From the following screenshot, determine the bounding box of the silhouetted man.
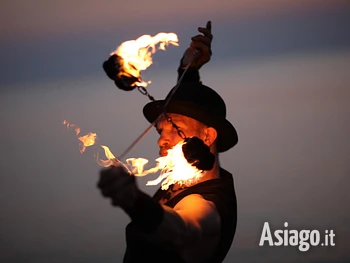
[98,21,238,263]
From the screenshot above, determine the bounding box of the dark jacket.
[123,168,237,263]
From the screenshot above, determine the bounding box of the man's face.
[156,113,206,157]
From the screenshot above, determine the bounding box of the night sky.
[1,1,350,262]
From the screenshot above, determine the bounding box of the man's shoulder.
[172,194,221,235]
[174,193,216,210]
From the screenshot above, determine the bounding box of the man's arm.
[147,194,221,248]
[97,166,220,247]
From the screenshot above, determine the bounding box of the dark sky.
[1,1,350,262]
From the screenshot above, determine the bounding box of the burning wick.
[63,120,204,190]
[104,32,179,90]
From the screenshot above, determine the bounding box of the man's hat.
[143,82,238,152]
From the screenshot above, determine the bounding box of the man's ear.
[204,127,218,147]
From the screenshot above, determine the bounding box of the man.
[98,21,238,263]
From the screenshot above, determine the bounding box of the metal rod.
[116,50,198,161]
[163,49,198,109]
[117,118,159,161]
[111,158,132,173]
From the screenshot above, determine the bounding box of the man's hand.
[181,21,213,69]
[97,165,138,209]
[98,165,165,233]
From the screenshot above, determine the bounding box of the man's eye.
[172,126,183,134]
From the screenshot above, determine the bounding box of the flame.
[63,120,203,190]
[111,32,179,87]
[126,158,149,174]
[78,133,97,153]
[63,120,127,170]
[63,120,80,135]
[97,145,117,167]
[63,120,97,153]
[128,141,204,190]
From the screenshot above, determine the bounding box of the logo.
[259,222,335,252]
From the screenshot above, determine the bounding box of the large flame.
[111,32,179,87]
[63,120,203,190]
[130,141,204,190]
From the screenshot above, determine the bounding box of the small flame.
[111,32,179,87]
[126,158,149,174]
[63,120,97,153]
[63,120,116,165]
[63,120,203,190]
[97,145,117,167]
[63,120,128,170]
[78,133,97,153]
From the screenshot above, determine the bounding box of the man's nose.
[157,131,170,147]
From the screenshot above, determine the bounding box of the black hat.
[143,82,238,152]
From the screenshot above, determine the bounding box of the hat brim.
[143,100,238,152]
